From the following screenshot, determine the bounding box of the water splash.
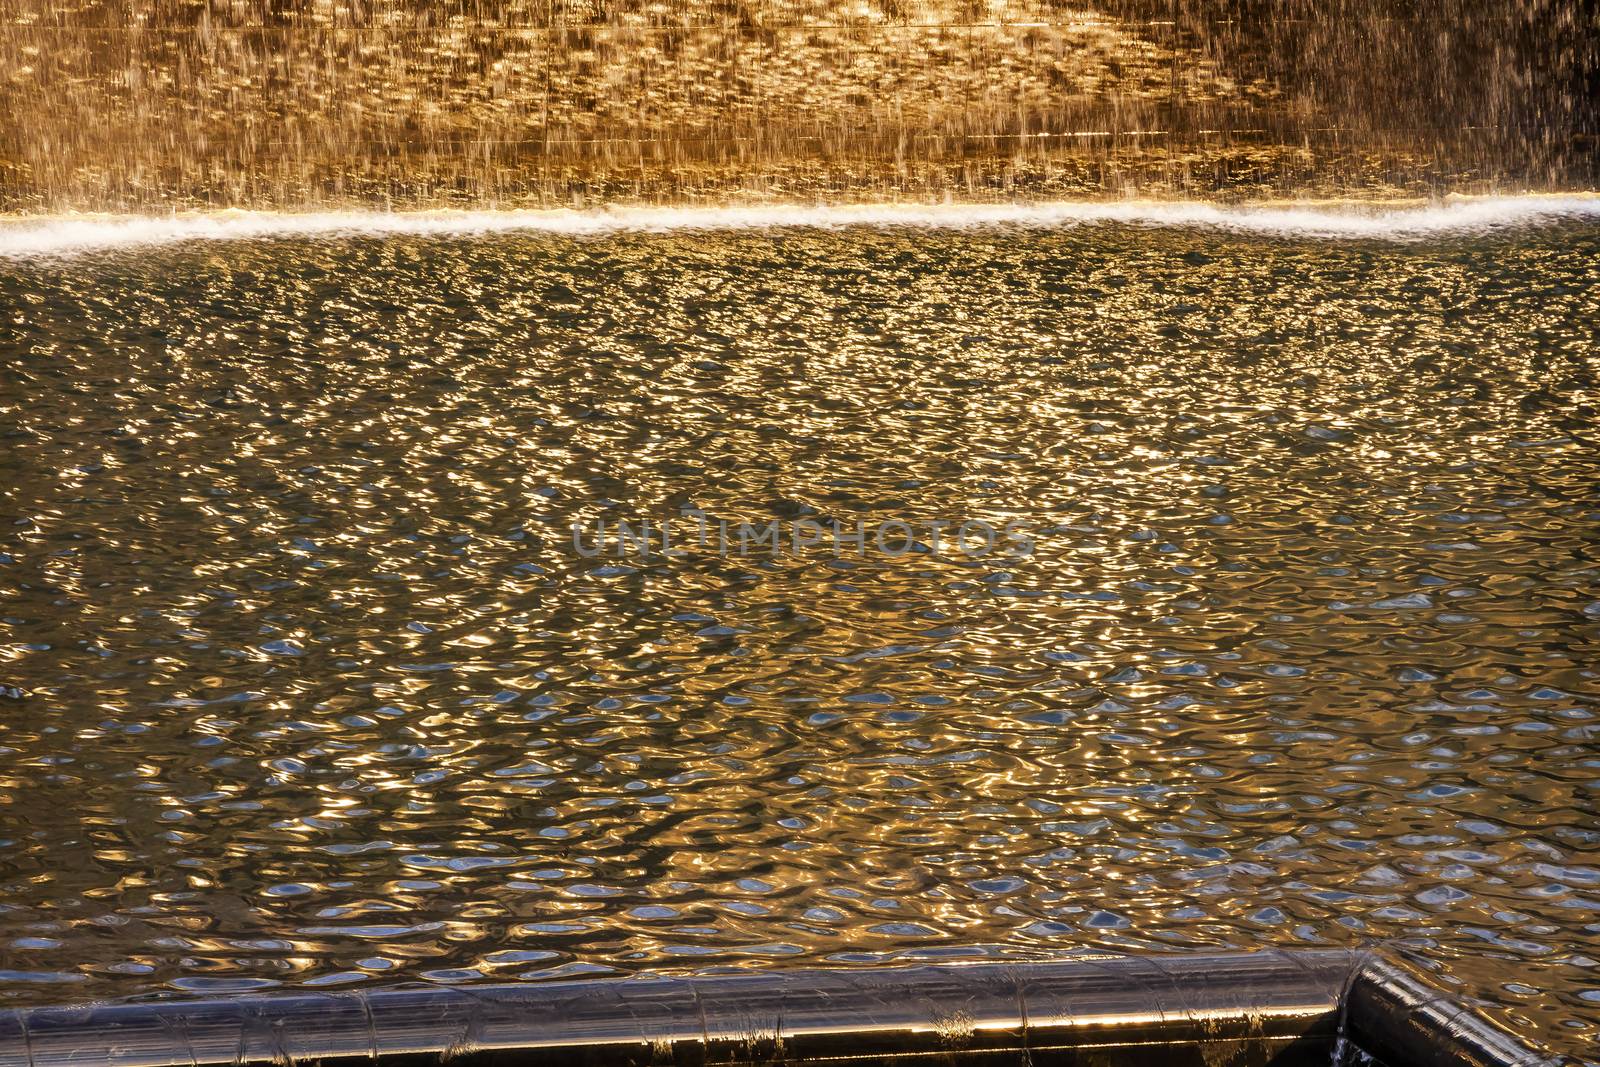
[3,194,1599,257]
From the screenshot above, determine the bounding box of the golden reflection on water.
[0,222,1598,1057]
[1,0,1594,208]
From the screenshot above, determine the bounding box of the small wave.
[2,195,1597,258]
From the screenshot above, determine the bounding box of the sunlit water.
[4,0,1596,209]
[1,205,1597,1059]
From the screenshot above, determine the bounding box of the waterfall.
[1,0,1595,211]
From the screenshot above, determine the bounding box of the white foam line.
[2,196,1598,258]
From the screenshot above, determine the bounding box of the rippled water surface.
[1,218,1597,1056]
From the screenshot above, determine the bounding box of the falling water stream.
[2,0,1597,209]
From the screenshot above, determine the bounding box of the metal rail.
[0,948,1560,1067]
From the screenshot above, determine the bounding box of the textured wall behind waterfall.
[0,0,1596,210]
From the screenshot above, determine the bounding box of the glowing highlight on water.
[3,196,1598,258]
